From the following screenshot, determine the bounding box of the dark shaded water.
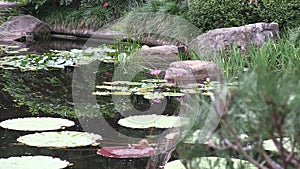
[0,68,154,169]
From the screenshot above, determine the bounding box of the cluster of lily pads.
[0,44,127,71]
[93,70,216,104]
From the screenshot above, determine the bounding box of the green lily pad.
[142,79,167,83]
[0,117,75,131]
[162,92,185,97]
[18,48,29,52]
[263,137,294,152]
[118,114,189,129]
[95,85,127,91]
[17,131,103,148]
[103,81,142,86]
[111,91,132,96]
[0,156,71,169]
[5,51,19,54]
[143,92,165,100]
[164,157,256,169]
[92,91,112,96]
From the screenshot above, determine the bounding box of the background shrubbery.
[188,0,300,32]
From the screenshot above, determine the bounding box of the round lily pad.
[0,156,71,169]
[103,81,142,86]
[95,85,127,91]
[97,145,155,158]
[0,117,75,131]
[17,131,102,148]
[164,157,256,169]
[263,137,293,152]
[92,91,112,96]
[118,114,189,129]
[142,79,167,83]
[162,92,185,97]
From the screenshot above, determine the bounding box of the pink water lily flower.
[150,70,161,76]
[152,99,161,104]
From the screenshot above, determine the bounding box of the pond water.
[0,39,181,169]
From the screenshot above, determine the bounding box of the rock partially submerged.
[0,15,51,42]
[190,22,279,58]
[164,60,222,84]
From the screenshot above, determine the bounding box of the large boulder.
[189,22,279,58]
[164,60,222,84]
[0,15,51,42]
[129,45,179,71]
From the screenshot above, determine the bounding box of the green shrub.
[289,27,300,47]
[188,0,300,32]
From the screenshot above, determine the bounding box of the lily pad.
[118,114,189,129]
[17,131,103,148]
[92,91,112,96]
[162,92,185,97]
[142,79,167,83]
[103,81,142,86]
[0,117,75,131]
[143,92,165,100]
[263,137,294,152]
[164,157,256,169]
[0,156,71,169]
[97,145,155,158]
[95,85,127,91]
[111,91,132,96]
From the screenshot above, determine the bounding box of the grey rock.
[189,22,279,58]
[0,15,51,42]
[129,45,179,71]
[164,60,222,84]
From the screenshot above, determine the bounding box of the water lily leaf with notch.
[0,156,71,169]
[97,145,155,158]
[118,114,189,129]
[164,157,256,169]
[0,117,75,131]
[17,131,103,148]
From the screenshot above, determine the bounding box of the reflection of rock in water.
[27,38,87,54]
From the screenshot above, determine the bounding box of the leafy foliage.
[181,37,300,168]
[188,0,300,32]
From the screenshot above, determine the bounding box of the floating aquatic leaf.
[143,92,165,100]
[162,92,185,97]
[95,85,127,91]
[202,91,213,97]
[0,156,71,169]
[17,131,102,148]
[6,51,19,54]
[263,137,294,152]
[92,91,112,96]
[97,145,155,158]
[142,79,167,83]
[103,81,142,86]
[118,114,189,129]
[111,91,132,96]
[164,157,256,169]
[0,117,75,131]
[18,48,29,52]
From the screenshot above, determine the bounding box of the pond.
[0,39,188,169]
